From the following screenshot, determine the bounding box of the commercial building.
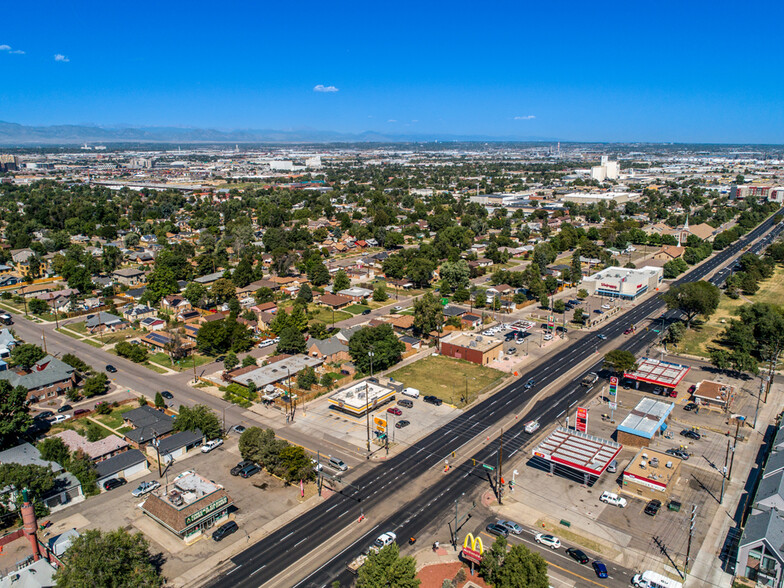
[531,427,623,485]
[439,332,504,366]
[691,380,735,410]
[327,380,396,417]
[623,358,690,391]
[560,191,635,205]
[616,398,674,447]
[141,470,233,543]
[590,156,620,182]
[621,447,682,501]
[582,266,663,300]
[230,354,323,390]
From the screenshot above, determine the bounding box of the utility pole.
[41,330,47,354]
[686,505,697,572]
[452,493,465,550]
[366,350,374,456]
[728,417,741,481]
[152,430,162,477]
[754,375,763,429]
[653,536,685,580]
[497,428,504,505]
[721,438,730,504]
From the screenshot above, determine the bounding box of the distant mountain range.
[0,121,560,145]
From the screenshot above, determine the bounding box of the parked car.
[600,491,627,507]
[601,304,611,310]
[212,521,238,541]
[683,402,698,412]
[402,387,420,398]
[496,520,523,534]
[680,429,701,440]
[688,384,697,395]
[103,477,126,491]
[395,420,410,429]
[361,309,371,315]
[201,439,224,453]
[57,404,73,413]
[652,387,664,396]
[51,414,71,424]
[161,391,173,399]
[397,399,413,409]
[665,448,690,460]
[423,395,442,406]
[535,533,560,549]
[239,464,261,478]
[73,408,89,417]
[567,547,590,564]
[594,309,604,314]
[231,460,255,476]
[668,389,678,398]
[644,499,662,516]
[624,328,633,335]
[35,411,54,420]
[393,306,403,311]
[232,425,246,434]
[105,365,117,373]
[507,347,516,354]
[592,561,608,578]
[485,523,509,537]
[387,407,402,416]
[131,480,160,497]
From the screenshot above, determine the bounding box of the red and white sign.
[576,407,588,433]
[600,282,618,289]
[462,547,482,564]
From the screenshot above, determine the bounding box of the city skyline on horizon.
[2,1,783,144]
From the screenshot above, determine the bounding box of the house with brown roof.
[653,245,686,261]
[687,223,716,242]
[318,293,352,309]
[161,295,191,313]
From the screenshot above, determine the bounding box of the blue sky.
[2,0,783,142]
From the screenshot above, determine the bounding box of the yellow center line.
[479,532,611,588]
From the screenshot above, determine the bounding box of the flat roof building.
[692,380,735,409]
[230,355,323,390]
[439,332,504,366]
[624,358,690,390]
[616,397,674,446]
[531,427,622,485]
[582,266,663,300]
[622,447,682,501]
[328,380,396,417]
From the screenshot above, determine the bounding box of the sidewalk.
[685,381,783,587]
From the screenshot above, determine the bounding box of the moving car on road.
[372,532,397,550]
[105,365,117,373]
[566,547,590,564]
[496,520,523,534]
[534,533,560,549]
[596,334,607,340]
[485,523,508,537]
[592,561,608,578]
[161,391,173,399]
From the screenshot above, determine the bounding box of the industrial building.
[581,266,663,300]
[590,156,620,182]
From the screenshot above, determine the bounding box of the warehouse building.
[582,266,663,300]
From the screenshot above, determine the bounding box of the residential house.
[194,271,224,285]
[307,337,350,363]
[10,248,36,276]
[122,304,156,322]
[337,287,373,302]
[122,405,175,448]
[0,355,76,403]
[736,508,784,588]
[85,312,125,333]
[461,314,483,329]
[0,328,17,359]
[653,245,686,261]
[318,293,352,309]
[140,317,166,331]
[161,295,191,313]
[178,309,201,323]
[155,430,203,464]
[182,324,200,342]
[53,430,129,463]
[112,268,146,287]
[335,325,363,344]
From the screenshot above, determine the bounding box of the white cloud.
[9,50,24,54]
[387,119,397,123]
[54,54,70,62]
[0,45,10,51]
[313,84,338,93]
[513,115,536,120]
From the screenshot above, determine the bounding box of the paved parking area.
[44,433,316,581]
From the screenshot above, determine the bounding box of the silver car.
[497,519,523,534]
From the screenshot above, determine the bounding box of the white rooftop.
[329,380,395,409]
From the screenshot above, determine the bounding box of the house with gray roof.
[95,449,148,488]
[737,508,784,587]
[112,268,146,287]
[764,450,784,480]
[85,311,126,333]
[307,336,349,362]
[122,405,174,448]
[157,430,203,463]
[754,470,784,514]
[0,356,75,404]
[194,271,224,285]
[0,329,17,359]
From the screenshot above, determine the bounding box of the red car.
[387,407,402,416]
[624,328,633,335]
[688,384,697,395]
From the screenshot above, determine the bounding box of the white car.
[393,306,403,311]
[372,532,397,550]
[131,480,160,497]
[535,533,561,549]
[402,387,420,399]
[601,304,611,309]
[201,439,224,453]
[51,414,71,424]
[543,334,553,341]
[600,491,628,508]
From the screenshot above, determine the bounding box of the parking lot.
[491,354,759,572]
[43,432,317,580]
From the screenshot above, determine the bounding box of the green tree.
[494,543,549,588]
[603,349,639,373]
[28,298,49,315]
[406,257,434,288]
[11,343,46,370]
[0,380,32,448]
[232,256,254,288]
[224,351,239,371]
[373,284,388,302]
[115,341,148,363]
[412,292,443,336]
[553,300,566,313]
[297,283,314,304]
[297,366,318,390]
[308,262,331,287]
[174,404,221,439]
[453,287,470,303]
[665,321,686,346]
[196,320,230,355]
[242,355,258,368]
[61,353,91,374]
[53,528,163,588]
[210,278,237,303]
[333,270,351,292]
[309,321,329,340]
[37,437,70,467]
[0,463,56,504]
[662,281,721,329]
[82,373,108,398]
[154,392,165,409]
[348,324,405,373]
[577,289,588,299]
[85,422,103,443]
[573,307,585,324]
[141,266,178,306]
[357,544,420,588]
[183,282,207,307]
[254,287,275,304]
[67,449,99,496]
[479,536,508,585]
[277,326,307,355]
[439,260,470,291]
[275,444,315,483]
[238,427,285,470]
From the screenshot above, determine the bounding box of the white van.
[402,387,420,399]
[632,571,682,588]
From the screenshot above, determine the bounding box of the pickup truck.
[581,372,599,387]
[346,553,368,575]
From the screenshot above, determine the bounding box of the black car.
[566,548,590,564]
[361,309,371,315]
[161,391,173,400]
[239,464,261,478]
[35,410,54,420]
[212,521,238,541]
[485,523,509,537]
[103,477,127,491]
[105,365,117,373]
[683,402,698,411]
[395,420,410,429]
[57,404,73,413]
[423,395,442,406]
[644,499,662,516]
[397,399,413,408]
[680,429,701,440]
[230,460,255,476]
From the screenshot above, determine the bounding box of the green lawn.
[56,327,84,340]
[69,321,88,334]
[310,308,351,324]
[344,304,370,315]
[94,405,137,430]
[148,352,210,372]
[50,419,115,440]
[387,355,505,407]
[673,265,784,358]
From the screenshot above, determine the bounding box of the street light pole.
[366,350,375,456]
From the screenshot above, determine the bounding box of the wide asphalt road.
[209,214,783,588]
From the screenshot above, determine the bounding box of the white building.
[591,156,620,182]
[582,266,663,300]
[560,191,636,205]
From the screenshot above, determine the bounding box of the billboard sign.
[576,407,588,433]
[609,376,618,397]
[461,533,484,563]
